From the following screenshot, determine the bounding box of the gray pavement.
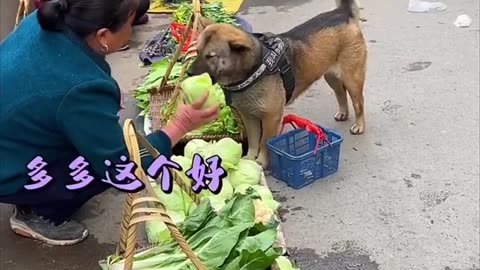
[1,0,479,270]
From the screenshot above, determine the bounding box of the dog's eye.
[206,53,217,59]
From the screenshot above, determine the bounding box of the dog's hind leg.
[256,113,283,169]
[325,72,349,122]
[241,113,262,160]
[341,68,366,135]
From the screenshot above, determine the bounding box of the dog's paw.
[244,153,257,160]
[350,124,365,135]
[334,112,349,121]
[255,157,269,170]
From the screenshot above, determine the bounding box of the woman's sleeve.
[56,79,173,189]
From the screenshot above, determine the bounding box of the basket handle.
[155,0,202,93]
[15,0,31,27]
[126,121,201,204]
[119,119,207,270]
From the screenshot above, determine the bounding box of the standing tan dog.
[188,0,367,169]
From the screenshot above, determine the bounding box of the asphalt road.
[1,0,479,270]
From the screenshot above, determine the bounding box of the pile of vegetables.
[172,2,240,27]
[150,0,190,9]
[142,138,283,245]
[99,138,300,269]
[133,58,183,117]
[99,193,298,270]
[133,1,243,136]
[133,62,240,135]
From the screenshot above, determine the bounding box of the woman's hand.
[175,92,220,133]
[161,92,220,146]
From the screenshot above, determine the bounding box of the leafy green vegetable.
[172,2,240,27]
[222,248,281,270]
[275,256,301,270]
[146,210,185,245]
[217,193,256,227]
[133,2,242,136]
[181,197,218,238]
[236,228,278,254]
[133,58,183,116]
[235,184,280,212]
[101,193,282,270]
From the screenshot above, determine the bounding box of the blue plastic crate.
[266,125,344,189]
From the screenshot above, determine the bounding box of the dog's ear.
[198,16,215,29]
[227,35,252,51]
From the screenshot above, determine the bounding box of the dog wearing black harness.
[188,0,367,169]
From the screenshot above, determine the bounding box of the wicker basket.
[148,0,247,145]
[115,119,288,270]
[116,119,206,270]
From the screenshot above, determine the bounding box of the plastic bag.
[453,15,472,28]
[407,0,447,13]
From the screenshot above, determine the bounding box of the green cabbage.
[199,177,234,200]
[153,183,196,216]
[212,138,242,170]
[181,73,220,109]
[170,155,193,190]
[234,184,280,212]
[204,196,227,212]
[228,159,262,188]
[184,139,210,159]
[145,210,186,245]
[146,184,197,244]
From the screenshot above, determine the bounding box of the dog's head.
[188,18,258,86]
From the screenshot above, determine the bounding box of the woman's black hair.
[37,0,138,38]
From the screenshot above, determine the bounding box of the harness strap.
[221,32,296,106]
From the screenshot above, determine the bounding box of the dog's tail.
[335,0,361,20]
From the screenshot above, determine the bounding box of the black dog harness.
[221,32,296,106]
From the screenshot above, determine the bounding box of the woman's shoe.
[9,207,89,246]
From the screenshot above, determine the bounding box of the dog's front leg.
[240,113,262,160]
[256,114,282,169]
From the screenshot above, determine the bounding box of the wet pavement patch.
[289,241,380,270]
[411,173,422,179]
[403,61,432,72]
[420,190,450,209]
[382,100,403,115]
[278,207,290,222]
[403,177,414,188]
[275,194,289,203]
[0,233,115,270]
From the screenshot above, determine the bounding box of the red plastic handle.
[169,23,199,53]
[279,114,330,154]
